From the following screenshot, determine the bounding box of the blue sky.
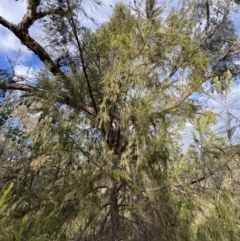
[1,0,239,71]
[0,0,129,72]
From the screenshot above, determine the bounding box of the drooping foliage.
[0,0,240,240]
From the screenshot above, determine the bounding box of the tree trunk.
[109,178,119,240]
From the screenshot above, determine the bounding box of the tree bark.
[109,177,119,240]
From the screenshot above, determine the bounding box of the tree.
[0,0,240,240]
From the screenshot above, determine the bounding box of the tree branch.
[205,0,210,32]
[146,145,240,192]
[0,19,60,76]
[71,21,98,114]
[0,82,36,92]
[17,0,41,30]
[190,145,240,185]
[205,2,231,45]
[0,80,96,121]
[36,8,71,20]
[0,16,16,30]
[66,0,98,114]
[18,0,71,29]
[0,0,71,77]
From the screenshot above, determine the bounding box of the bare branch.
[0,18,60,76]
[205,0,210,32]
[0,0,71,77]
[17,0,41,29]
[36,8,71,20]
[0,16,16,31]
[67,7,98,114]
[0,82,36,92]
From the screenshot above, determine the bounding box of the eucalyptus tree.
[0,0,240,240]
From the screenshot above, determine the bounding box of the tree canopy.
[0,0,240,240]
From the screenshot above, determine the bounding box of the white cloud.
[0,1,35,63]
[0,28,26,52]
[0,0,130,66]
[14,65,35,77]
[0,0,27,24]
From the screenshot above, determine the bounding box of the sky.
[0,0,240,147]
[0,0,129,71]
[1,0,239,71]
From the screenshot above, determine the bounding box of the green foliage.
[0,183,13,215]
[0,0,240,240]
[0,183,15,241]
